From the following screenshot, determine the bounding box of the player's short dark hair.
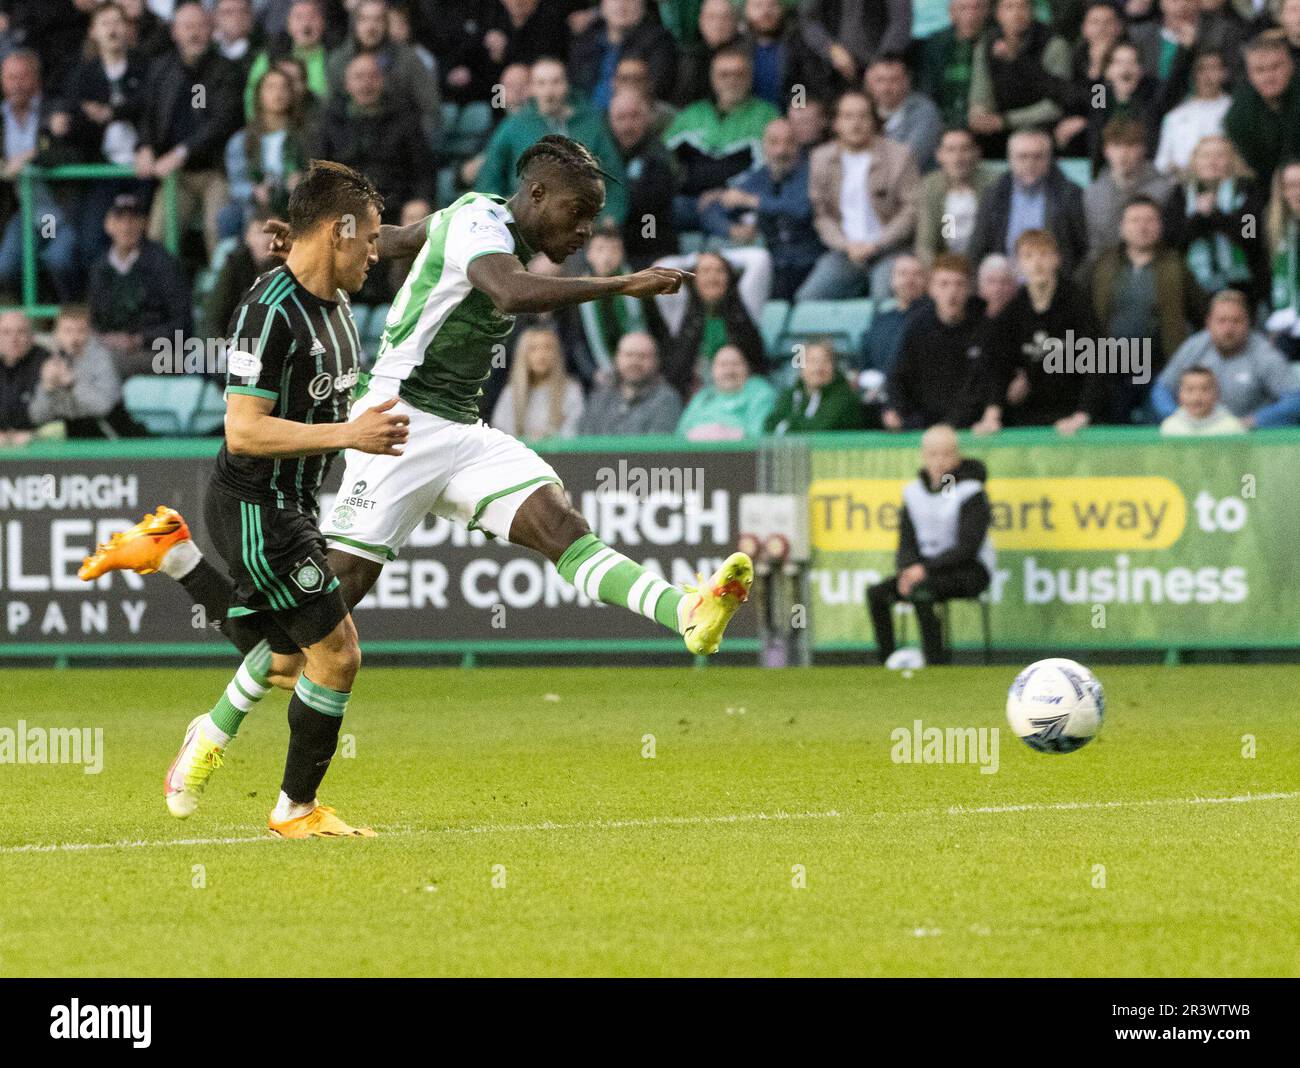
[516,134,610,189]
[287,159,384,237]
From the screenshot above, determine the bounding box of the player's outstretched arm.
[226,394,409,458]
[467,252,691,314]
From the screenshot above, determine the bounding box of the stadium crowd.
[2,0,1300,448]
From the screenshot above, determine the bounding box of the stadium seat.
[759,300,790,358]
[1058,157,1092,187]
[123,375,205,436]
[677,231,708,256]
[189,380,226,435]
[436,164,460,208]
[361,303,389,365]
[780,298,874,355]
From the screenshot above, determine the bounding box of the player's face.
[334,204,382,293]
[536,181,603,263]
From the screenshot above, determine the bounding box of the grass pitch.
[0,664,1296,977]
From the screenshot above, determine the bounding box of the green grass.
[0,665,1296,977]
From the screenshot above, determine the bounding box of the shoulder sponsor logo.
[228,349,261,378]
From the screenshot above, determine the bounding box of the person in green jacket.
[476,58,628,225]
[678,344,776,440]
[765,339,868,433]
[243,0,330,121]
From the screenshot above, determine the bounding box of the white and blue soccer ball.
[1006,658,1105,753]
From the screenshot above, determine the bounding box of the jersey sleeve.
[445,202,516,272]
[225,301,294,401]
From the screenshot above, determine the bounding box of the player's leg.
[910,564,991,667]
[268,610,374,839]
[440,426,752,654]
[78,505,263,658]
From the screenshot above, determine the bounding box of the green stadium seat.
[1058,157,1092,187]
[677,231,707,255]
[361,303,389,366]
[759,300,790,358]
[436,164,459,208]
[445,101,493,158]
[780,298,874,355]
[189,380,226,435]
[123,375,205,436]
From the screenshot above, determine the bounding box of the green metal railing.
[6,163,179,319]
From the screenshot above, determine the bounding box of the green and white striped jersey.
[371,192,534,423]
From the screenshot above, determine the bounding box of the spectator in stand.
[0,310,49,447]
[86,193,191,378]
[1085,118,1174,256]
[63,2,148,167]
[1083,41,1161,173]
[976,251,1017,318]
[966,0,1071,157]
[855,253,929,384]
[612,55,677,138]
[787,95,830,156]
[676,342,775,440]
[213,0,257,80]
[1155,49,1232,177]
[566,226,653,383]
[917,0,991,131]
[716,117,822,300]
[133,2,241,259]
[202,208,277,338]
[664,45,779,233]
[1225,30,1300,187]
[1280,0,1300,64]
[973,228,1106,435]
[327,0,441,149]
[607,88,678,265]
[765,338,866,432]
[1159,365,1246,434]
[222,67,307,238]
[864,53,942,173]
[244,0,329,120]
[677,0,742,107]
[741,0,823,109]
[916,127,998,263]
[1129,0,1201,88]
[383,196,431,303]
[1153,289,1300,426]
[0,50,79,302]
[1162,134,1268,309]
[61,2,150,269]
[118,0,173,61]
[967,128,1088,280]
[1265,158,1300,359]
[797,90,919,301]
[797,0,914,92]
[569,0,679,108]
[883,254,988,428]
[1070,2,1123,88]
[578,331,684,435]
[866,424,994,667]
[477,58,626,226]
[480,0,574,73]
[490,326,585,439]
[314,53,436,224]
[1087,196,1207,421]
[27,305,130,439]
[647,250,766,395]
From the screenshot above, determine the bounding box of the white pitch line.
[948,790,1300,816]
[0,809,843,856]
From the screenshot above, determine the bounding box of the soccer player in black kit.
[83,162,408,837]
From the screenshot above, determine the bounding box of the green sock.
[207,640,273,739]
[555,532,684,633]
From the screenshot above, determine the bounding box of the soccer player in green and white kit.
[84,137,752,819]
[314,135,752,651]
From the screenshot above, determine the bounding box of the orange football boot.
[78,505,192,581]
[267,804,377,839]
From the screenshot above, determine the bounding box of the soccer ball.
[1006,658,1105,753]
